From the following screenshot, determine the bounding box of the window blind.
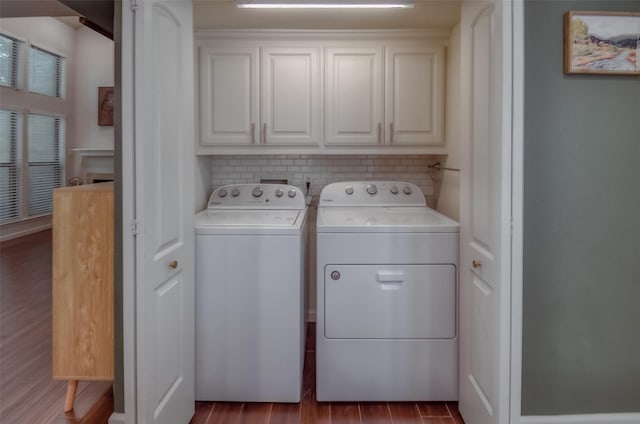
[28,46,64,98]
[0,34,21,88]
[28,114,63,216]
[0,109,20,223]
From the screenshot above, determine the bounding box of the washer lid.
[317,206,459,233]
[195,209,306,235]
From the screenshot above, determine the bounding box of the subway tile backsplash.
[210,154,441,204]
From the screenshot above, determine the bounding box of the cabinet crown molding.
[195,29,450,43]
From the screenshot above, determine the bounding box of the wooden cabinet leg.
[64,380,79,412]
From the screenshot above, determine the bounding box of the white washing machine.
[316,181,459,401]
[195,184,308,402]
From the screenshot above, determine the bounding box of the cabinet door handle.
[169,260,178,269]
[262,123,267,144]
[377,122,382,144]
[390,122,395,144]
[250,123,255,144]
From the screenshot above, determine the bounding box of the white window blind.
[0,34,21,88]
[28,46,64,98]
[28,114,63,216]
[0,109,20,223]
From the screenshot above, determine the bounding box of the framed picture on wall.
[98,86,114,126]
[564,11,640,75]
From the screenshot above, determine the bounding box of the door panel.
[385,46,445,146]
[459,0,511,423]
[325,48,383,145]
[324,265,456,339]
[199,47,258,145]
[262,48,320,145]
[134,0,195,423]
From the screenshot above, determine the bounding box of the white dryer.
[195,184,308,402]
[316,181,459,401]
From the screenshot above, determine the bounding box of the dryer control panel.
[207,184,306,210]
[319,181,426,207]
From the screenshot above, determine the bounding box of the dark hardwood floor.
[0,230,113,424]
[191,324,465,424]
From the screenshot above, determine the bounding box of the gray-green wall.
[523,0,640,415]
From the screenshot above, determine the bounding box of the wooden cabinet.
[385,46,445,146]
[52,182,113,411]
[262,47,322,146]
[325,47,384,145]
[199,47,259,146]
[199,45,321,148]
[196,30,448,154]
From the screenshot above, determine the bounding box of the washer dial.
[252,187,263,198]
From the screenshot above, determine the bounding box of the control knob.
[218,189,228,197]
[366,184,378,195]
[288,189,297,198]
[231,188,240,197]
[345,186,354,195]
[275,188,284,197]
[390,185,399,195]
[252,186,263,198]
[403,186,412,195]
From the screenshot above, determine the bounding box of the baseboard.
[0,223,51,242]
[305,309,316,322]
[108,412,126,424]
[521,413,640,424]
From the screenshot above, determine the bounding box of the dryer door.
[324,264,456,339]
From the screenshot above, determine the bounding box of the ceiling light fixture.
[236,0,414,9]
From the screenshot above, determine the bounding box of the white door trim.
[117,0,138,423]
[510,0,525,423]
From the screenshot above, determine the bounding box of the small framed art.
[98,86,114,126]
[564,11,640,75]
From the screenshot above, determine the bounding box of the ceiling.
[193,0,460,30]
[0,0,79,18]
[0,0,461,32]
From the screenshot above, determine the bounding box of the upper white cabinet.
[196,31,448,155]
[199,47,259,146]
[385,46,445,146]
[262,48,321,146]
[325,48,384,145]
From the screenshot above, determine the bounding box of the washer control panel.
[320,181,426,207]
[207,184,306,209]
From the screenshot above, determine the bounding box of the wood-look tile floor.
[191,324,465,424]
[0,230,114,424]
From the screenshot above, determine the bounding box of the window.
[0,34,21,88]
[28,114,64,216]
[0,109,20,223]
[0,32,66,225]
[29,46,64,97]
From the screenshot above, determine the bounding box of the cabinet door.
[385,46,445,146]
[261,48,321,145]
[199,47,259,145]
[325,47,384,145]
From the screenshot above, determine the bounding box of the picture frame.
[98,86,114,126]
[564,11,640,75]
